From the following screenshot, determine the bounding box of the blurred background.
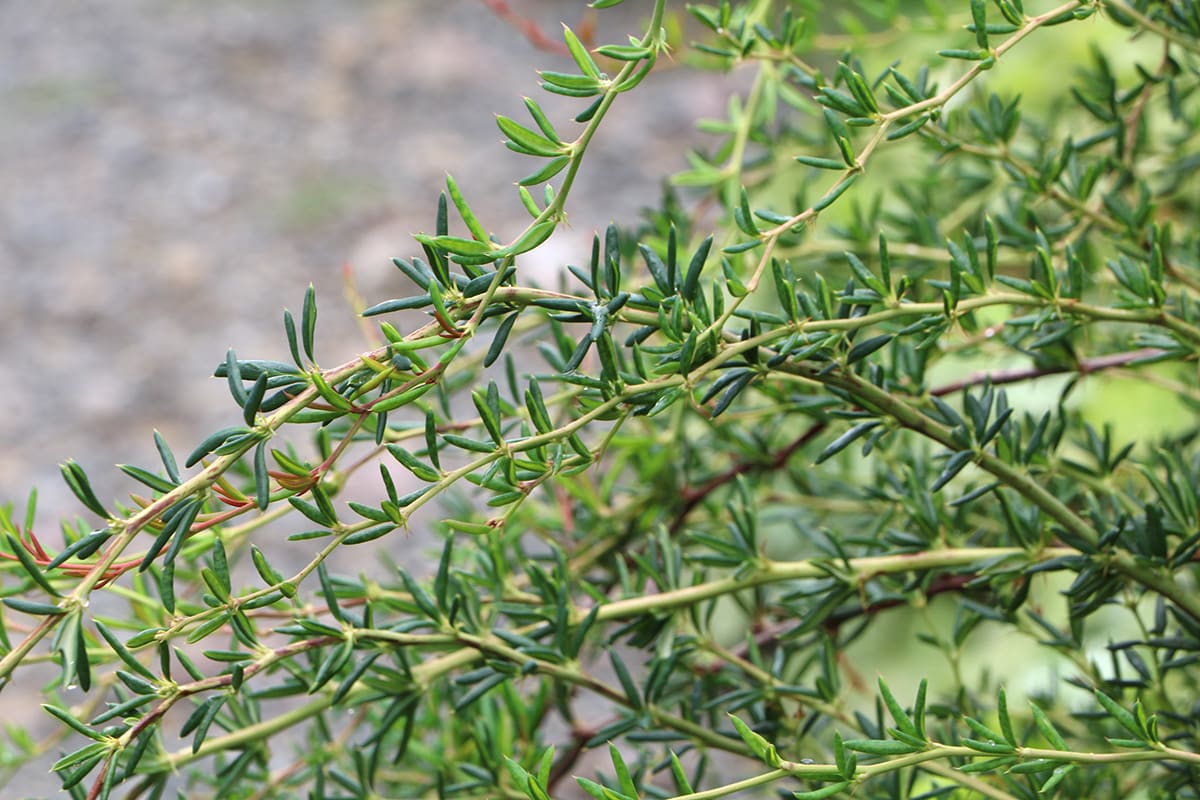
[0,0,729,533]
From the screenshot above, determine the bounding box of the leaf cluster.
[3,1,1200,799]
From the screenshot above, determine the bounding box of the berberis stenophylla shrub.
[2,0,1200,798]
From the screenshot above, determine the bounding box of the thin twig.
[480,0,571,56]
[930,347,1166,397]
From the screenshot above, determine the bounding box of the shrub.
[3,1,1200,798]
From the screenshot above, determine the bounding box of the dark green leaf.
[185,426,252,468]
[154,430,181,484]
[302,284,317,362]
[681,236,713,301]
[816,421,882,464]
[60,460,109,519]
[7,534,60,597]
[846,334,892,364]
[931,450,974,492]
[3,597,66,616]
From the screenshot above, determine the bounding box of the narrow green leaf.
[842,738,921,755]
[518,157,570,187]
[159,561,176,614]
[363,296,432,317]
[50,741,108,776]
[816,421,881,464]
[7,535,59,597]
[153,430,181,484]
[504,756,532,795]
[1008,758,1065,774]
[187,695,227,754]
[310,637,354,694]
[243,373,268,425]
[846,334,892,364]
[158,496,202,573]
[253,440,270,511]
[609,650,642,709]
[43,704,104,741]
[1094,690,1147,741]
[289,496,333,527]
[302,284,317,362]
[845,252,887,296]
[60,460,109,519]
[1039,762,1076,793]
[208,538,231,596]
[938,48,987,61]
[729,714,781,767]
[416,233,496,257]
[540,73,602,97]
[446,174,490,243]
[820,86,867,117]
[443,433,497,453]
[813,175,858,212]
[931,450,974,492]
[885,113,931,140]
[3,597,66,616]
[523,97,560,142]
[834,732,857,779]
[44,530,109,572]
[971,0,989,49]
[283,308,303,367]
[249,544,284,587]
[497,115,564,157]
[506,221,557,256]
[879,677,917,736]
[959,755,1019,774]
[185,426,252,468]
[735,188,760,235]
[711,371,754,417]
[595,43,649,61]
[310,483,339,526]
[387,444,441,483]
[471,388,505,445]
[399,569,441,621]
[609,742,636,797]
[1030,702,1068,750]
[535,745,556,789]
[224,348,247,407]
[681,236,713,301]
[963,737,1016,754]
[793,781,852,800]
[525,380,553,434]
[518,185,541,216]
[795,154,848,170]
[914,679,927,737]
[455,671,507,710]
[822,107,852,144]
[667,750,693,793]
[94,620,156,680]
[996,690,1017,745]
[576,776,629,800]
[563,26,601,79]
[840,62,879,115]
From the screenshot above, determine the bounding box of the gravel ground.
[0,1,729,795]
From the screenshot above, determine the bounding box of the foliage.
[3,0,1200,798]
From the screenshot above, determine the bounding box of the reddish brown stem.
[930,347,1165,397]
[671,422,827,533]
[480,0,573,56]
